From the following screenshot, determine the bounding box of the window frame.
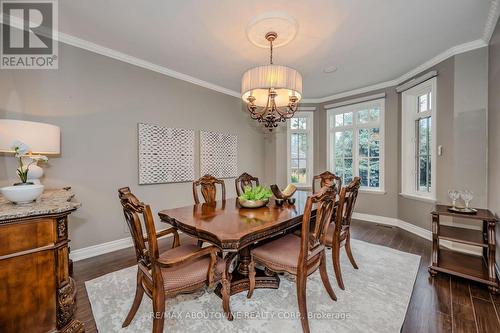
[326,98,385,193]
[286,111,314,189]
[401,77,437,201]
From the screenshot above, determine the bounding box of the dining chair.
[247,184,338,333]
[193,174,226,204]
[235,172,260,196]
[192,174,226,246]
[312,171,342,194]
[118,187,231,333]
[324,177,361,290]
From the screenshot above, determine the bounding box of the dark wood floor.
[73,220,500,332]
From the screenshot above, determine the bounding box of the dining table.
[158,190,315,296]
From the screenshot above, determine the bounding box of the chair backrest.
[332,177,361,237]
[118,187,160,270]
[312,171,342,194]
[299,183,338,265]
[235,172,260,196]
[193,174,226,204]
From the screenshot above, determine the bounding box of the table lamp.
[0,119,61,184]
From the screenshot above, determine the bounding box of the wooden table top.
[432,204,497,222]
[158,190,313,250]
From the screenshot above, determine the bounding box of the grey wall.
[488,19,500,271]
[0,43,265,250]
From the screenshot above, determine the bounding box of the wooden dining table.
[158,190,314,296]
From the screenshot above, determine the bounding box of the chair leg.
[222,255,234,321]
[345,235,358,269]
[122,269,145,327]
[319,252,337,301]
[247,258,256,299]
[296,270,310,333]
[332,245,345,290]
[152,288,165,333]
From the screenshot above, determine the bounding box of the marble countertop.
[0,187,81,222]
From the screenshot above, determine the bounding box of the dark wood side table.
[428,204,499,293]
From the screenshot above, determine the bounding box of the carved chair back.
[332,177,361,236]
[193,174,226,204]
[299,184,338,266]
[235,172,260,196]
[118,187,160,273]
[312,171,342,194]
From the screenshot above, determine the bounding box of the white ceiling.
[58,0,495,100]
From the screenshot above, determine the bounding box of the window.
[401,78,436,200]
[327,99,385,191]
[287,112,314,187]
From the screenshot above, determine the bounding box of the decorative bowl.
[271,184,297,200]
[238,198,269,209]
[0,184,44,204]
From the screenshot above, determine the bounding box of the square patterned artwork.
[138,123,195,184]
[200,131,237,178]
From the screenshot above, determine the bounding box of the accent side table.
[428,204,499,294]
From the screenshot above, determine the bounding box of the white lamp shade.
[0,119,60,154]
[241,65,302,107]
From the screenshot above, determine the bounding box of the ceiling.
[58,0,496,100]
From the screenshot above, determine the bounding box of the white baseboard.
[353,212,482,256]
[70,237,134,261]
[70,230,177,261]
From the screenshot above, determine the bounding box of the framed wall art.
[138,123,195,184]
[200,130,237,178]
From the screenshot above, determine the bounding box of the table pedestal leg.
[215,246,280,297]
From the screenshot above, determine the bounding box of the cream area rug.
[85,239,420,333]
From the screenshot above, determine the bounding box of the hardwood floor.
[73,220,500,332]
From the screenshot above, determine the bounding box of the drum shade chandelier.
[241,32,302,130]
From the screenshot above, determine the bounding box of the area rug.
[85,239,420,333]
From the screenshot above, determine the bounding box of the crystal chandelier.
[241,32,303,131]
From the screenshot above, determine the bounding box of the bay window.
[327,98,385,191]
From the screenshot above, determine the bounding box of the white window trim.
[326,98,385,192]
[287,111,314,189]
[401,77,437,201]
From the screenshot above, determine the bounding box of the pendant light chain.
[269,38,273,65]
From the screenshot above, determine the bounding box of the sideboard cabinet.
[0,188,83,332]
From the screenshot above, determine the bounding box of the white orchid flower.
[11,140,30,157]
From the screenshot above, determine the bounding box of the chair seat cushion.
[159,244,225,292]
[251,234,322,274]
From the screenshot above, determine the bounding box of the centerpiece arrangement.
[238,185,273,208]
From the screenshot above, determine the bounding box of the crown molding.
[324,92,386,109]
[483,0,500,43]
[58,32,242,98]
[303,38,487,104]
[0,13,241,98]
[302,79,398,104]
[2,7,496,103]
